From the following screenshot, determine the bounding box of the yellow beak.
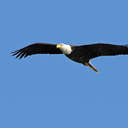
[56,44,62,48]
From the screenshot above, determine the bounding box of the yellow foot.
[85,62,99,72]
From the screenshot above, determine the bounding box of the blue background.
[1,0,128,127]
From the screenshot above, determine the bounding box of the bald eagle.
[12,42,128,72]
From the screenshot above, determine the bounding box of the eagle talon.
[85,62,99,72]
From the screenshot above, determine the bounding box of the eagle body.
[12,42,128,72]
[65,47,89,64]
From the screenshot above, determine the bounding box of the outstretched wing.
[75,43,128,60]
[12,43,62,59]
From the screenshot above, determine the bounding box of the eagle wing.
[12,43,62,59]
[76,43,128,60]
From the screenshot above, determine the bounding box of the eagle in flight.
[12,42,128,72]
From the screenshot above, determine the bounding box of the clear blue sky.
[1,0,128,127]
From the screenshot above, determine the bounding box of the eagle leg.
[84,62,99,72]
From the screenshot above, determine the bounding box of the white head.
[56,43,72,54]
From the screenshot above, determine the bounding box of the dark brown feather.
[12,43,62,59]
[67,43,128,64]
[75,43,128,59]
